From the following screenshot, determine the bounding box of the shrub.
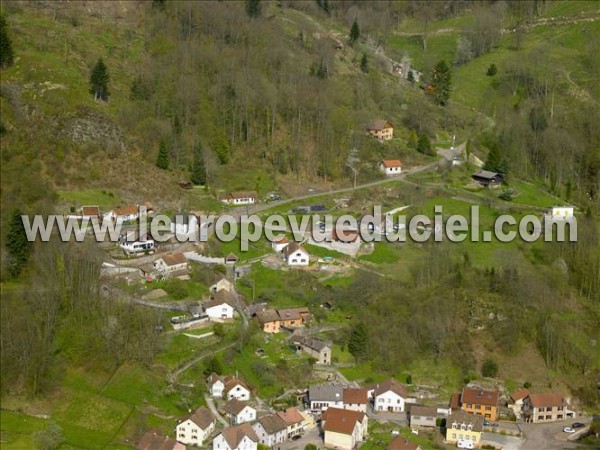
[486,63,497,76]
[163,278,188,300]
[482,358,499,378]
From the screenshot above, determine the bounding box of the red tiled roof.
[374,378,408,399]
[82,205,100,216]
[343,388,369,405]
[528,393,564,408]
[388,436,421,450]
[137,429,180,450]
[276,407,304,426]
[115,204,138,216]
[366,120,393,131]
[331,228,360,243]
[160,252,187,267]
[510,389,530,403]
[381,159,402,168]
[461,387,499,407]
[323,407,365,435]
[185,407,214,430]
[224,399,253,416]
[449,392,461,409]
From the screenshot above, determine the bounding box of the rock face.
[67,106,125,152]
[142,288,168,300]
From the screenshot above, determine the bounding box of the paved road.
[204,394,229,427]
[277,425,322,450]
[518,419,590,450]
[482,432,523,450]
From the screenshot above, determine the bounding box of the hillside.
[1,1,599,449]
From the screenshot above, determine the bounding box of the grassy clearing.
[58,188,123,210]
[359,241,401,264]
[387,32,460,69]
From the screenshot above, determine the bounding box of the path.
[204,394,229,427]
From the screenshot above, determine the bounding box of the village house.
[153,253,189,278]
[204,290,236,320]
[105,204,141,224]
[222,191,258,206]
[388,436,424,450]
[276,407,307,439]
[343,388,369,413]
[471,170,504,188]
[137,429,185,450]
[523,392,574,423]
[256,309,281,333]
[118,231,155,255]
[291,335,331,365]
[252,414,288,447]
[207,374,251,401]
[366,120,394,141]
[409,405,437,429]
[322,407,368,450]
[379,159,403,175]
[507,389,530,420]
[309,384,344,411]
[370,378,409,413]
[545,206,575,219]
[445,410,484,448]
[175,407,215,447]
[281,242,310,266]
[271,236,290,253]
[210,276,235,293]
[212,423,259,450]
[457,387,500,421]
[171,212,199,239]
[255,307,310,333]
[224,399,257,425]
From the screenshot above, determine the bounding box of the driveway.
[482,432,523,450]
[518,419,590,450]
[277,425,322,450]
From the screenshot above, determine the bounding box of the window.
[546,407,552,412]
[485,406,491,411]
[537,416,543,421]
[452,422,458,429]
[461,424,466,430]
[467,403,472,408]
[475,404,481,410]
[451,433,456,439]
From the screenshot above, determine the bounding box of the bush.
[34,422,64,450]
[482,358,499,378]
[523,381,532,389]
[305,445,318,450]
[486,63,497,76]
[163,278,189,300]
[406,374,413,384]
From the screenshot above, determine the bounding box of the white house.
[371,378,408,413]
[176,407,215,447]
[224,399,257,425]
[212,423,259,450]
[379,159,402,175]
[545,206,574,219]
[343,388,369,413]
[204,296,235,320]
[225,377,251,401]
[171,212,199,239]
[153,253,189,277]
[207,373,225,397]
[272,236,290,253]
[118,232,155,255]
[322,407,368,450]
[309,384,344,411]
[275,408,307,439]
[282,242,310,266]
[222,191,257,206]
[508,389,530,420]
[252,414,288,447]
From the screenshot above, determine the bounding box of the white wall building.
[176,407,215,447]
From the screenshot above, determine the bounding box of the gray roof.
[292,335,330,352]
[409,405,437,417]
[309,384,344,402]
[472,170,501,179]
[257,414,288,434]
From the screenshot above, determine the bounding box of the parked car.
[563,427,575,433]
[457,439,475,449]
[291,435,302,441]
[572,422,585,429]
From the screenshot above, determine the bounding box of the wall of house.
[227,386,250,401]
[211,382,224,397]
[177,420,206,446]
[462,404,498,421]
[207,305,234,319]
[375,392,405,412]
[324,430,354,450]
[411,416,436,427]
[445,428,482,445]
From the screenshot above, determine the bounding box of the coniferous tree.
[6,209,31,277]
[486,63,497,76]
[349,19,360,44]
[156,140,169,170]
[417,134,434,156]
[0,15,14,69]
[430,60,451,105]
[360,53,368,73]
[129,75,151,100]
[348,323,367,360]
[246,0,261,18]
[190,143,206,185]
[89,58,110,101]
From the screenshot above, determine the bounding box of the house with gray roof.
[309,384,344,411]
[291,335,331,365]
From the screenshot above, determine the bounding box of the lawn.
[387,32,460,70]
[58,188,123,211]
[508,179,563,207]
[359,241,401,264]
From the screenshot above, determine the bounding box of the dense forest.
[0,0,599,420]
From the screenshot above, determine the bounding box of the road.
[518,419,591,450]
[277,425,322,450]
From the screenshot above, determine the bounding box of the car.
[483,420,491,426]
[457,439,475,449]
[291,435,302,441]
[563,427,575,433]
[572,422,585,429]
